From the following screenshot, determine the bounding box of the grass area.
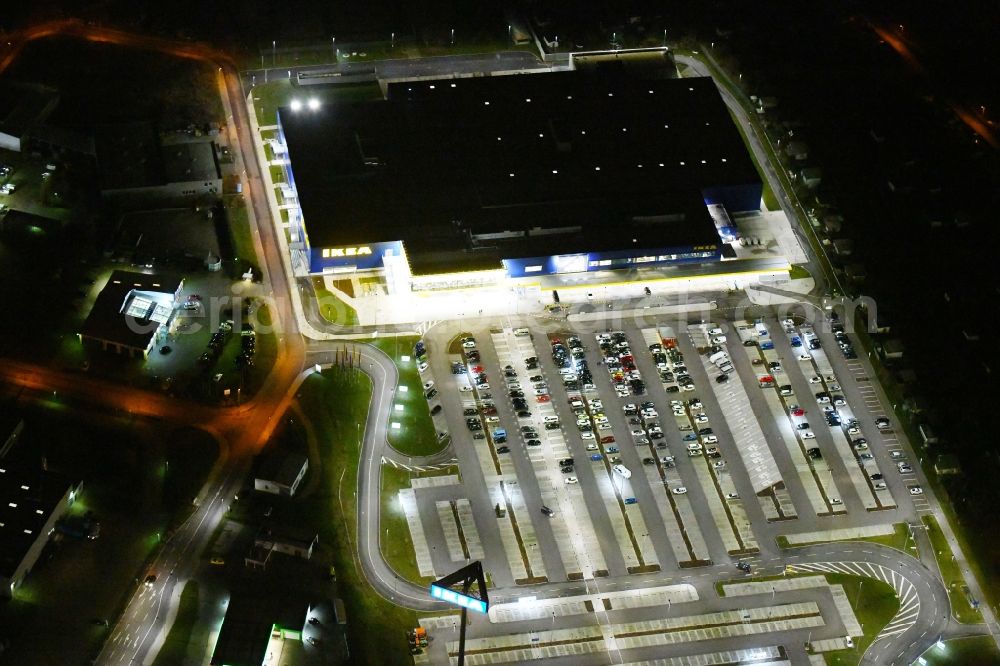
[776,523,915,554]
[789,264,812,280]
[917,636,1000,665]
[224,195,255,264]
[313,276,360,326]
[369,336,445,457]
[152,581,200,666]
[250,79,384,126]
[924,515,983,624]
[297,367,450,663]
[380,464,459,585]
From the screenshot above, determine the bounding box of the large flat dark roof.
[280,70,760,272]
[80,270,182,351]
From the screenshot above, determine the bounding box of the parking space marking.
[456,499,485,561]
[797,325,896,510]
[398,488,437,577]
[436,500,467,562]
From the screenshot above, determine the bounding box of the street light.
[450,28,455,45]
[272,40,276,66]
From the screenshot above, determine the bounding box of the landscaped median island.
[923,515,984,624]
[370,336,446,457]
[716,571,898,664]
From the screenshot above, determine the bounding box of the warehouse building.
[0,418,81,597]
[275,70,763,293]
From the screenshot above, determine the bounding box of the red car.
[471,365,484,374]
[600,435,616,444]
[791,407,806,417]
[536,395,551,403]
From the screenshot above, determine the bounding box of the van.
[708,351,728,365]
[708,326,723,336]
[711,335,727,344]
[514,327,530,337]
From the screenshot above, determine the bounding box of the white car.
[808,376,822,383]
[462,340,477,348]
[798,354,812,361]
[581,432,596,440]
[671,486,688,495]
[908,486,924,495]
[694,414,709,424]
[586,443,599,451]
[459,385,473,392]
[631,429,645,437]
[725,492,739,500]
[564,476,578,485]
[418,362,429,372]
[534,388,549,396]
[703,434,719,444]
[802,431,816,439]
[478,383,490,390]
[678,424,693,432]
[613,464,631,479]
[713,460,726,469]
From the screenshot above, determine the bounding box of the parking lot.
[401,311,933,586]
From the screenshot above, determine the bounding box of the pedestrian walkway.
[487,584,699,623]
[454,602,823,664]
[399,488,437,577]
[782,523,896,545]
[412,474,460,489]
[620,645,784,666]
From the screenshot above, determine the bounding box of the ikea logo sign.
[321,246,373,258]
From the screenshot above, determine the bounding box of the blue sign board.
[430,584,489,613]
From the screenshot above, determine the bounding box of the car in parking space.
[796,422,811,430]
[517,410,532,418]
[612,464,631,479]
[642,457,656,465]
[698,427,713,436]
[497,446,511,453]
[898,462,913,473]
[473,432,486,440]
[560,465,574,474]
[660,456,675,464]
[847,425,862,436]
[564,476,578,484]
[909,486,923,495]
[671,487,688,495]
[540,505,555,516]
[802,431,816,439]
[853,440,869,451]
[586,443,599,451]
[807,447,822,459]
[600,435,615,444]
[607,446,620,454]
[870,472,884,481]
[623,497,638,505]
[694,414,709,424]
[873,481,887,490]
[791,407,806,417]
[779,385,794,396]
[526,439,541,447]
[581,432,595,440]
[890,450,905,459]
[833,396,846,406]
[683,433,698,441]
[713,460,726,469]
[875,417,891,430]
[725,492,739,500]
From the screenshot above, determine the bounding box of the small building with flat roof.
[254,450,309,497]
[95,122,221,200]
[79,270,183,359]
[210,591,308,666]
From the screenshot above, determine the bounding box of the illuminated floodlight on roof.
[594,166,601,171]
[307,98,320,111]
[290,99,303,112]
